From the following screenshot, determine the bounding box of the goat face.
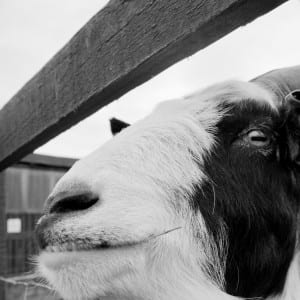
[35,80,300,300]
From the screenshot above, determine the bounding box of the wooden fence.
[0,0,290,298]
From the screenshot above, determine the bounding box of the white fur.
[37,80,295,300]
[186,80,277,110]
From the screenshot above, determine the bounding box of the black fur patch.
[192,100,299,298]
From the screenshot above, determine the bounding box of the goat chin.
[37,247,240,300]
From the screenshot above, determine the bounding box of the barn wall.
[5,167,65,213]
[4,155,75,276]
[0,173,6,298]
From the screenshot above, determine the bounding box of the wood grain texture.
[0,0,287,170]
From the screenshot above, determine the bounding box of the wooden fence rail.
[0,0,287,171]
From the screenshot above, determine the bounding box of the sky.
[0,0,300,159]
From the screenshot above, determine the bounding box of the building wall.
[5,167,65,213]
[0,173,6,298]
[4,154,75,276]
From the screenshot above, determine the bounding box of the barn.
[3,154,76,276]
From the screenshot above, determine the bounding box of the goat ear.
[285,90,300,165]
[110,118,130,135]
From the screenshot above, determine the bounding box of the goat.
[35,66,300,300]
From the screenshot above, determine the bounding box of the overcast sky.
[1,0,300,159]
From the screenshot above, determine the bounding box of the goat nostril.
[291,90,300,101]
[49,192,99,214]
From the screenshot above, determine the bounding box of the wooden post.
[0,172,6,299]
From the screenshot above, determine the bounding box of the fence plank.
[0,0,287,170]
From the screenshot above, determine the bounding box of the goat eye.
[244,130,271,147]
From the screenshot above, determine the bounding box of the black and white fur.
[35,76,300,300]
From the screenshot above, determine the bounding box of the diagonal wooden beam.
[0,0,287,170]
